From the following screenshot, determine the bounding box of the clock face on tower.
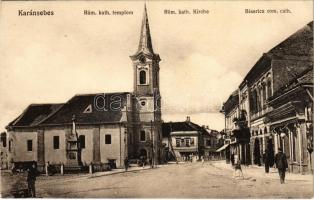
[139,56,146,64]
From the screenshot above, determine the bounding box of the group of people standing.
[230,147,288,183]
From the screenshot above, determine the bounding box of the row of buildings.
[221,21,313,174]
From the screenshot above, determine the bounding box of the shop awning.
[216,144,229,152]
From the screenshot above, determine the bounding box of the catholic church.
[6,5,163,172]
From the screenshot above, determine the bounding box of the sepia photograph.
[0,0,313,198]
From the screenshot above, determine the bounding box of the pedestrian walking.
[275,148,288,184]
[149,158,153,168]
[233,157,244,179]
[263,150,270,173]
[141,156,145,169]
[27,162,37,197]
[201,156,205,165]
[124,157,129,171]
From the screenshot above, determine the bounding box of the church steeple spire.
[138,4,154,54]
[134,4,155,56]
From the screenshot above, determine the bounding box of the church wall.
[77,127,94,165]
[10,130,38,162]
[44,127,67,165]
[100,124,126,168]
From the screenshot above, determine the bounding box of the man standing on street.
[263,149,270,173]
[124,157,129,171]
[27,162,37,197]
[275,148,288,184]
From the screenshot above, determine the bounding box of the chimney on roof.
[186,116,190,122]
[72,114,76,135]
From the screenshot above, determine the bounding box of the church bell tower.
[130,4,162,164]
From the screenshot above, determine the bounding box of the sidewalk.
[210,160,313,182]
[89,165,160,178]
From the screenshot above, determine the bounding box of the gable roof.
[7,104,63,128]
[162,121,202,137]
[202,128,220,137]
[268,21,313,61]
[7,92,131,129]
[40,92,130,125]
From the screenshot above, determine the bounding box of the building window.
[191,138,195,146]
[186,138,191,147]
[140,130,146,142]
[181,138,184,146]
[9,140,12,152]
[206,139,211,147]
[139,70,147,85]
[27,140,33,151]
[79,135,85,149]
[251,89,258,113]
[105,134,111,144]
[267,80,272,98]
[262,83,267,102]
[1,132,6,147]
[176,138,180,147]
[257,88,262,111]
[53,136,59,149]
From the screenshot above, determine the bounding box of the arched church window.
[139,70,146,85]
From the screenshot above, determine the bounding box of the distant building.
[221,21,313,173]
[162,117,222,162]
[202,127,225,160]
[221,90,251,165]
[162,117,203,162]
[5,6,164,172]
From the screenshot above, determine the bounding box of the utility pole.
[151,120,154,168]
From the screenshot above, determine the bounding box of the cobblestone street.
[2,161,311,198]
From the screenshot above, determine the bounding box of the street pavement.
[1,161,313,198]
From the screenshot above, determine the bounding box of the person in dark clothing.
[149,158,153,168]
[27,163,37,197]
[263,150,270,173]
[124,157,129,171]
[230,153,235,166]
[275,148,288,184]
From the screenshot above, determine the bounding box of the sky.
[0,1,312,131]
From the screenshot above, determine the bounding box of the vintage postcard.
[0,0,313,198]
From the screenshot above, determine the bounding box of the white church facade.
[6,5,163,172]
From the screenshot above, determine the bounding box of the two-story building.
[221,89,251,165]
[202,127,224,160]
[221,21,313,173]
[162,117,205,162]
